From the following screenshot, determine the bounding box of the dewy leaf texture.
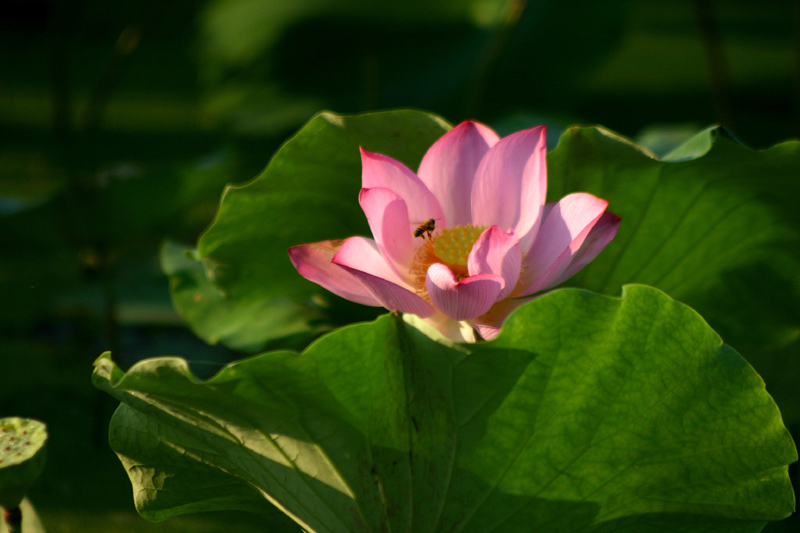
[93,285,796,532]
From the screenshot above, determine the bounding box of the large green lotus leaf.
[160,240,328,353]
[197,109,450,305]
[93,285,796,532]
[548,126,800,352]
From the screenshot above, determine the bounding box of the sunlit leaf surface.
[93,285,796,532]
[197,109,450,305]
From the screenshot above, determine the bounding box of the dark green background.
[1,0,798,531]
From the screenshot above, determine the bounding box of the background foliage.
[2,0,800,531]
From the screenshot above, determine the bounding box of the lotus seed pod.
[0,418,47,509]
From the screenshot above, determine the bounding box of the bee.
[413,218,436,240]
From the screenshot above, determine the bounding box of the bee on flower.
[289,121,620,342]
[413,218,437,240]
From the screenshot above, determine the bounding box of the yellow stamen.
[409,224,487,300]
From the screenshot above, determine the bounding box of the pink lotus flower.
[288,121,620,342]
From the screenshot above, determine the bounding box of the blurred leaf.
[94,285,796,531]
[197,109,451,305]
[582,2,793,95]
[199,0,630,130]
[0,146,243,328]
[201,0,499,70]
[268,16,482,118]
[77,158,215,244]
[0,199,82,324]
[477,0,631,117]
[202,83,325,136]
[634,122,704,159]
[0,148,65,214]
[161,240,327,352]
[549,125,800,353]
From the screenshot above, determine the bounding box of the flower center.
[433,225,487,265]
[409,224,487,299]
